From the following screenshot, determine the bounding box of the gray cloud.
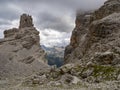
[37,12,74,32]
[0,10,19,20]
[0,19,11,25]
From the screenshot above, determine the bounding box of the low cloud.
[37,12,74,32]
[40,29,71,47]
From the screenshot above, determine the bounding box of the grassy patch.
[92,65,120,80]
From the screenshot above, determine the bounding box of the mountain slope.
[0,14,48,79]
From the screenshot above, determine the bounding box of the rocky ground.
[2,62,119,89]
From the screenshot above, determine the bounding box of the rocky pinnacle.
[19,14,34,28]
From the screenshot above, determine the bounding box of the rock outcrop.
[64,0,120,65]
[90,0,120,22]
[0,14,48,79]
[64,12,91,64]
[19,14,34,28]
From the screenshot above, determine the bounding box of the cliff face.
[64,12,91,64]
[64,0,120,65]
[0,14,48,79]
[90,0,120,22]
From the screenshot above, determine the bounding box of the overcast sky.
[0,0,106,47]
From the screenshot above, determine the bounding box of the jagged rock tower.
[0,14,48,79]
[64,0,120,65]
[19,14,34,28]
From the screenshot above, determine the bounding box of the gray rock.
[19,14,34,28]
[0,14,48,79]
[60,64,75,73]
[64,0,120,66]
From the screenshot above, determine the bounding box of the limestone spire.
[19,13,34,28]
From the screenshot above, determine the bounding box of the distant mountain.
[41,45,65,67]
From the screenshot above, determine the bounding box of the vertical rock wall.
[64,0,120,65]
